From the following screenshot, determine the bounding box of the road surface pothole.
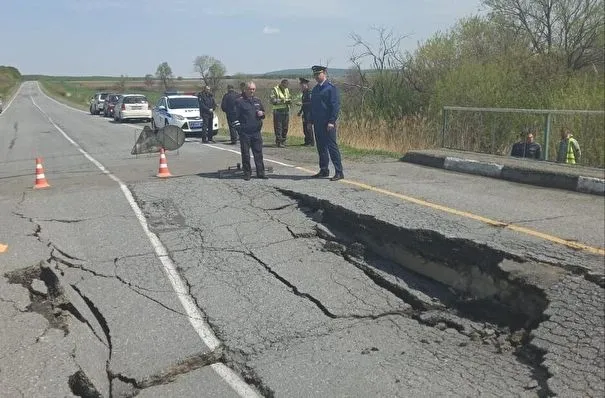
[4,262,110,398]
[5,262,71,335]
[277,188,554,396]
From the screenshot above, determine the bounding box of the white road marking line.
[0,83,24,117]
[30,90,261,398]
[204,143,296,167]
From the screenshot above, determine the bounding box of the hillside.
[0,65,22,99]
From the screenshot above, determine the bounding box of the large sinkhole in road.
[275,188,548,338]
[270,187,552,395]
[136,180,555,395]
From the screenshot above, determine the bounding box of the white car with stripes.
[152,92,219,135]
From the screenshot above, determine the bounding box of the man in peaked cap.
[308,65,344,181]
[297,77,314,146]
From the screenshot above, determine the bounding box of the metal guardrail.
[441,106,605,162]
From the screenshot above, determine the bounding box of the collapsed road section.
[132,176,604,397]
[2,173,603,397]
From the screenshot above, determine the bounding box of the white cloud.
[263,26,280,35]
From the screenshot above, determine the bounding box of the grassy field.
[39,78,406,160]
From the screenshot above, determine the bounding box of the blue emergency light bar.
[164,90,198,96]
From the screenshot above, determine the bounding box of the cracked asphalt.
[0,82,603,397]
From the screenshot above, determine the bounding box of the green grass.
[214,129,400,161]
[0,82,20,103]
[39,80,96,110]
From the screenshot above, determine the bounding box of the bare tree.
[349,26,407,71]
[114,74,127,92]
[155,62,173,90]
[347,27,409,111]
[193,55,227,93]
[144,74,154,89]
[483,0,605,70]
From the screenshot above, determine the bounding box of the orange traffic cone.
[156,148,172,178]
[33,157,50,189]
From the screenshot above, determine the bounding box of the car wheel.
[90,105,94,115]
[151,118,156,130]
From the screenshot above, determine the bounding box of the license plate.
[190,121,202,129]
[132,106,142,110]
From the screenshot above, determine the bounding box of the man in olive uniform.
[309,65,344,181]
[270,79,292,147]
[297,77,314,146]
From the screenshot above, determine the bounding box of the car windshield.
[100,93,108,99]
[108,95,120,103]
[168,97,199,109]
[123,96,147,104]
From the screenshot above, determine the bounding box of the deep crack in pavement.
[3,204,245,398]
[127,176,605,397]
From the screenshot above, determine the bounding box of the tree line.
[145,0,603,165]
[342,0,604,165]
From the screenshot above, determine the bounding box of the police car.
[151,91,219,135]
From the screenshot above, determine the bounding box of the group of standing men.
[219,65,344,181]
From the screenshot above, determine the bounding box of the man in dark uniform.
[297,77,314,146]
[197,86,216,143]
[221,84,240,144]
[309,65,344,181]
[230,81,267,181]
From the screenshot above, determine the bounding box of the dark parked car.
[103,94,121,117]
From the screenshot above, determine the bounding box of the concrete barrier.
[401,151,605,196]
[577,176,605,196]
[500,167,579,192]
[443,157,503,178]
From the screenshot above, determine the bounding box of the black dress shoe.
[243,173,251,181]
[312,171,329,178]
[257,174,268,179]
[330,173,344,181]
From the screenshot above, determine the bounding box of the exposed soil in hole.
[279,189,549,328]
[5,262,71,335]
[69,370,103,398]
[278,188,554,396]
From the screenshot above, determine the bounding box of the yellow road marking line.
[0,243,8,253]
[294,166,605,256]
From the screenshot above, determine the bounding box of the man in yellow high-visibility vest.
[270,79,292,147]
[556,128,581,164]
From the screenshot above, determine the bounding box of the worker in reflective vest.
[270,79,292,147]
[556,128,581,164]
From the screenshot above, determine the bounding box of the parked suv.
[89,92,109,115]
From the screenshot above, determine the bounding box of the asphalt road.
[0,81,603,397]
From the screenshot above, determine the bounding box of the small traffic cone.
[33,157,50,189]
[156,148,172,178]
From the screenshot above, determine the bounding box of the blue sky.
[2,0,485,77]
